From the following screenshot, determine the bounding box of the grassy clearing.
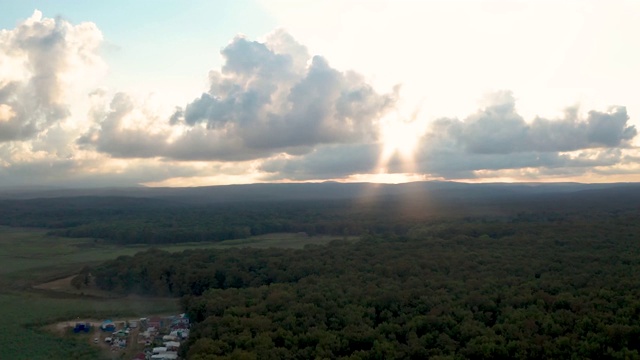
[0,227,87,275]
[0,227,352,285]
[189,232,357,249]
[0,226,353,359]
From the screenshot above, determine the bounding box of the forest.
[57,182,640,359]
[2,182,639,245]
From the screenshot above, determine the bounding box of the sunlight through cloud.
[377,108,428,176]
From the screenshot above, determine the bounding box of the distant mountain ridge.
[0,181,638,204]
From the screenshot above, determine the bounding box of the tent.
[101,320,116,331]
[73,322,91,333]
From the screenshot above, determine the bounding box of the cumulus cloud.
[79,92,273,161]
[261,91,638,181]
[411,91,637,178]
[0,10,131,187]
[1,11,638,186]
[78,92,170,158]
[0,10,104,142]
[82,30,397,161]
[430,91,636,155]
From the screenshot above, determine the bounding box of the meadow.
[0,226,343,359]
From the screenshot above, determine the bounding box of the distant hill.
[0,181,635,204]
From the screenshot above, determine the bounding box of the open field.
[0,226,354,286]
[0,226,349,359]
[201,232,356,249]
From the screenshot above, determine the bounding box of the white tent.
[164,341,180,348]
[151,352,178,360]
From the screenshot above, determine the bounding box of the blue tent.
[101,320,116,331]
[73,322,91,333]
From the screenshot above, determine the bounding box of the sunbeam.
[377,109,427,176]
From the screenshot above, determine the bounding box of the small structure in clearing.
[100,319,116,332]
[73,322,91,333]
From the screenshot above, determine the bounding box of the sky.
[1,0,639,188]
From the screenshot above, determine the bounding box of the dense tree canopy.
[84,206,640,359]
[3,183,639,245]
[6,184,640,358]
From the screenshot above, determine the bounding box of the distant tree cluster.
[84,209,640,359]
[0,198,368,243]
[2,186,639,246]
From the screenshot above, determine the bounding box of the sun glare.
[378,114,426,173]
[382,121,416,157]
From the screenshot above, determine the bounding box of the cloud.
[78,92,170,158]
[259,92,638,181]
[411,91,637,178]
[82,30,397,161]
[79,92,272,162]
[1,11,638,186]
[414,148,626,180]
[0,10,104,142]
[433,91,636,155]
[0,11,122,186]
[260,143,380,181]
[0,149,211,188]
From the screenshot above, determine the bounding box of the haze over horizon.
[1,1,639,188]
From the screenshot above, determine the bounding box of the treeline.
[0,195,537,244]
[0,196,628,244]
[0,198,373,243]
[2,184,640,245]
[82,210,640,359]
